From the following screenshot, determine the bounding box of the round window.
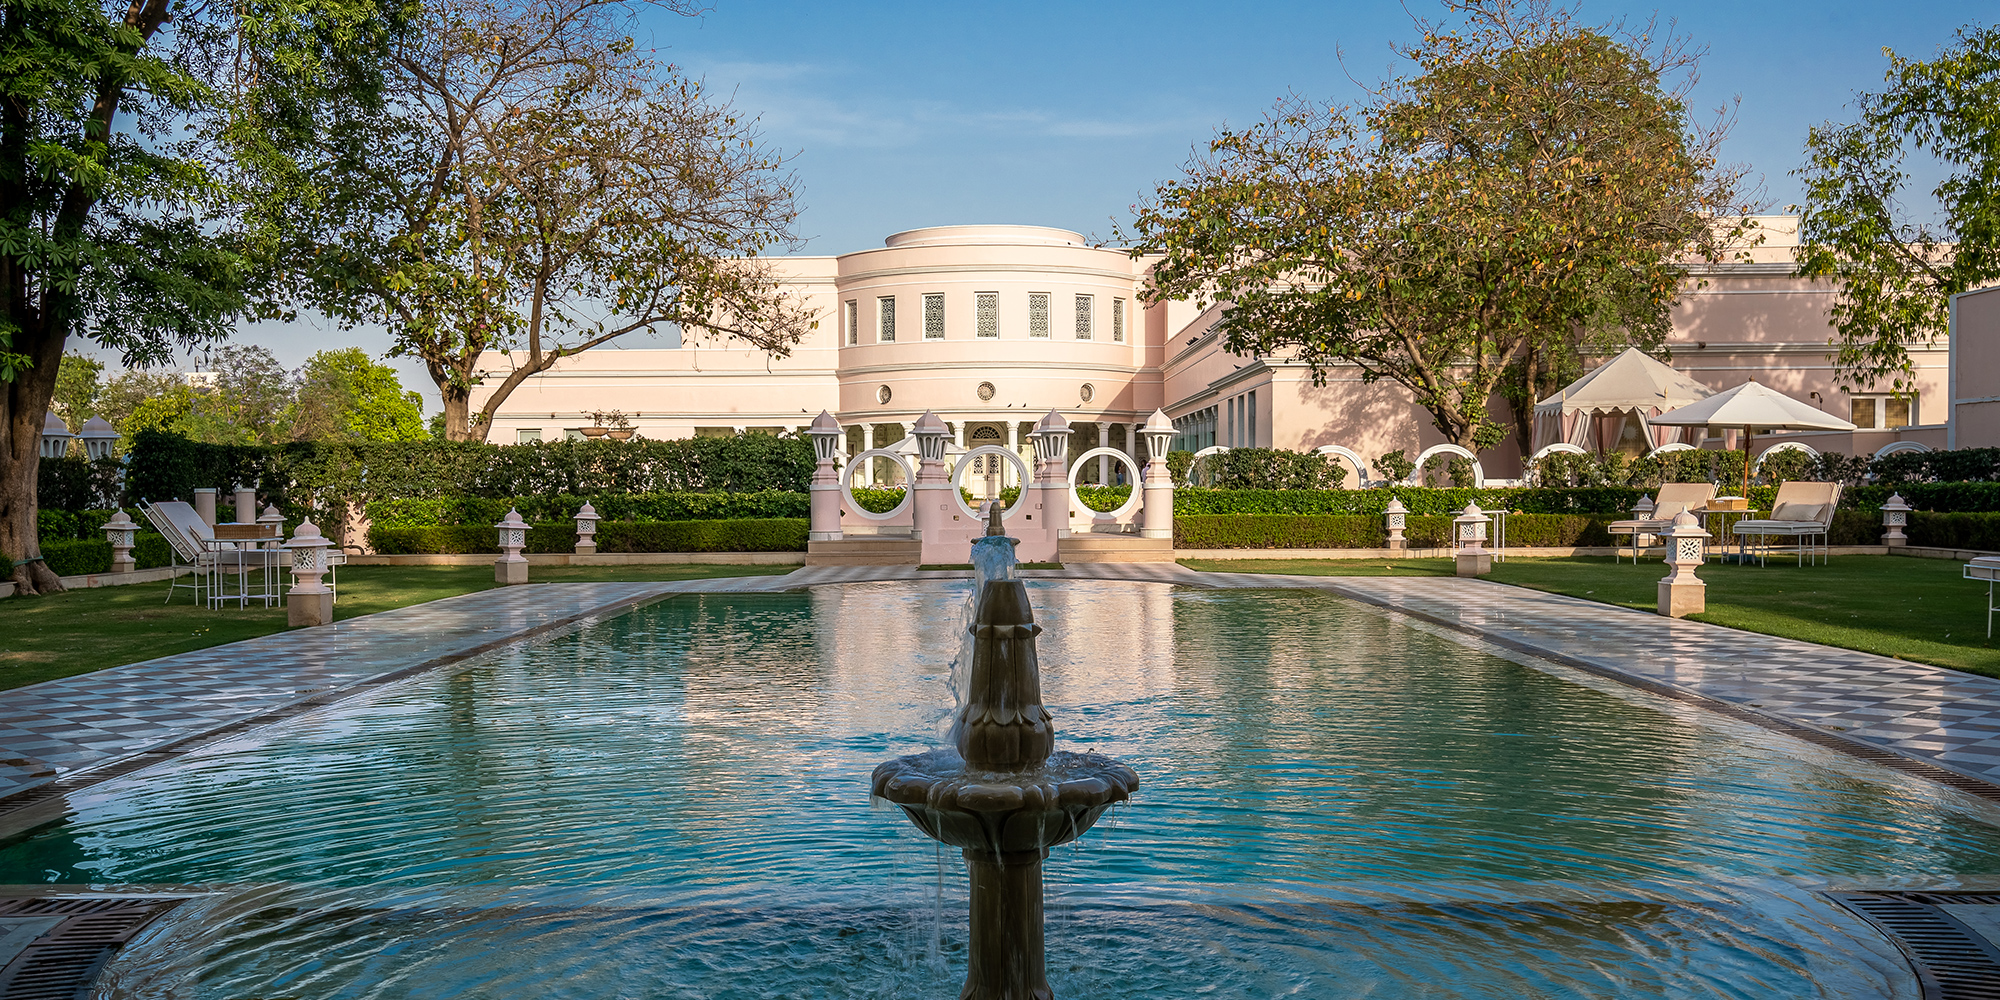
[877,384,892,404]
[1079,383,1095,403]
[976,381,996,401]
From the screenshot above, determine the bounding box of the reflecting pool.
[5,581,1997,998]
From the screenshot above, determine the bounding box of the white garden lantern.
[495,507,530,585]
[1384,496,1409,552]
[284,520,335,626]
[575,502,600,556]
[1657,509,1713,618]
[103,510,138,573]
[39,412,72,459]
[78,417,117,461]
[258,503,286,549]
[1880,493,1912,547]
[1631,494,1656,519]
[1453,503,1492,577]
[807,410,843,464]
[1029,409,1071,479]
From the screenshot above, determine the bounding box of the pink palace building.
[472,219,1953,487]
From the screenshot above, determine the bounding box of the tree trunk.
[1,328,70,595]
[440,386,479,442]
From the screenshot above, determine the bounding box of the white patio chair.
[1730,482,1843,566]
[1607,483,1716,563]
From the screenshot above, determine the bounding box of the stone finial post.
[258,504,286,550]
[1657,509,1712,618]
[193,487,218,527]
[1139,409,1176,540]
[284,520,335,627]
[494,507,530,585]
[1384,496,1409,552]
[574,502,600,555]
[911,411,952,543]
[806,410,844,541]
[1453,503,1492,577]
[103,510,138,574]
[233,484,257,525]
[1029,410,1072,539]
[1880,493,1912,547]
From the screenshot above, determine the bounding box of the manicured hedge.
[1173,514,1617,549]
[1908,512,2000,552]
[367,491,811,528]
[32,534,176,577]
[368,518,809,554]
[1172,487,1653,517]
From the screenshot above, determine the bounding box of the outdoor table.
[1698,507,1759,563]
[209,522,282,609]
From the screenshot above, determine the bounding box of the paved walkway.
[6,563,2000,811]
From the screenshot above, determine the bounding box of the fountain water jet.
[872,505,1139,1000]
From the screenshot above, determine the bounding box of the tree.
[245,0,812,442]
[290,347,428,441]
[207,345,297,442]
[1128,0,1750,453]
[50,353,104,427]
[0,0,395,594]
[1795,25,2000,394]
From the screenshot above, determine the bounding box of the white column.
[1009,421,1023,490]
[1131,422,1144,484]
[859,422,876,485]
[1096,423,1110,485]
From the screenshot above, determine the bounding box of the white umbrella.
[1650,380,1855,497]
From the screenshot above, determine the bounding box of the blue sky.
[231,0,1994,408]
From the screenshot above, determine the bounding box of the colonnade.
[838,417,1152,490]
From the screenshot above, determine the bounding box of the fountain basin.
[872,749,1139,854]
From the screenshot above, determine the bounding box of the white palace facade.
[471,221,1953,486]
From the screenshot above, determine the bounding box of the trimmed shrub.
[134,532,172,570]
[1076,485,1131,512]
[1173,513,1614,549]
[366,490,812,528]
[1908,512,2000,552]
[40,538,112,576]
[1173,487,1651,517]
[1175,515,1384,549]
[369,518,808,554]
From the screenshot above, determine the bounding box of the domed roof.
[882,225,1088,249]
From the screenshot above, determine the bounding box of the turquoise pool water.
[6,581,1999,997]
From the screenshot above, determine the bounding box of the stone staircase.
[805,536,924,566]
[1057,534,1175,564]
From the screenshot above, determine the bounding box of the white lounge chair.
[140,500,217,605]
[1607,483,1716,563]
[1730,481,1843,566]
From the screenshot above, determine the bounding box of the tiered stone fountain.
[872,509,1139,1000]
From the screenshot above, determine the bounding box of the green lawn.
[1182,554,2000,678]
[0,563,795,691]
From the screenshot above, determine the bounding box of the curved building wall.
[471,217,1922,485]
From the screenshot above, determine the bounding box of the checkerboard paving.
[8,563,2000,805]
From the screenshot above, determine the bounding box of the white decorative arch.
[1186,445,1231,486]
[1312,445,1373,488]
[1645,442,1696,458]
[1874,441,1933,459]
[1069,448,1145,522]
[1752,441,1820,471]
[1530,442,1588,463]
[839,449,916,521]
[1408,444,1486,487]
[949,445,1032,520]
